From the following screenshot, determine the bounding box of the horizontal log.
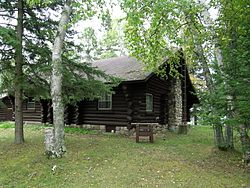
[23,118,41,122]
[126,116,132,121]
[127,108,133,115]
[133,115,157,120]
[83,117,127,122]
[23,116,41,119]
[81,109,127,114]
[82,113,126,118]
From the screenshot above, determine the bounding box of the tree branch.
[0,22,15,27]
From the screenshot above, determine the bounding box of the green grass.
[64,127,98,135]
[0,122,249,188]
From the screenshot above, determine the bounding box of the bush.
[0,122,15,129]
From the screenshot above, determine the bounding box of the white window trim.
[98,93,112,110]
[146,93,153,112]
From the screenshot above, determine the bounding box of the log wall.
[0,97,14,121]
[0,96,42,122]
[0,71,198,128]
[78,85,128,128]
[131,75,170,124]
[76,75,172,129]
[22,101,42,122]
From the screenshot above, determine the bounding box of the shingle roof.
[92,56,151,81]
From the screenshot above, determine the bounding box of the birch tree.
[46,0,72,157]
[1,0,64,144]
[43,0,116,158]
[215,0,250,162]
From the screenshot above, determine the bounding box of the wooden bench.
[131,123,157,143]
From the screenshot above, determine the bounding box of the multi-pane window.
[27,97,35,109]
[98,93,112,110]
[146,93,153,112]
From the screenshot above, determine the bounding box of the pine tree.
[14,0,24,144]
[0,0,118,146]
[0,1,63,143]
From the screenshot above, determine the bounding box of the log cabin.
[0,94,42,123]
[0,56,199,132]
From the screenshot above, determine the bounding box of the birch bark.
[46,0,72,157]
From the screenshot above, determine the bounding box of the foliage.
[0,124,249,187]
[0,1,61,98]
[0,0,122,146]
[121,0,210,74]
[98,19,127,59]
[79,27,99,62]
[0,122,15,129]
[197,0,250,145]
[0,1,120,104]
[215,0,250,155]
[79,18,127,63]
[215,0,250,125]
[122,0,250,155]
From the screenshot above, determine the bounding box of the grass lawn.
[0,122,249,188]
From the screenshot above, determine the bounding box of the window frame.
[27,97,35,110]
[146,93,153,112]
[98,93,112,110]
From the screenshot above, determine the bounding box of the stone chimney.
[168,78,183,131]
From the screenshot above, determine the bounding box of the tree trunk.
[225,125,234,149]
[193,22,225,150]
[214,125,226,150]
[195,45,213,91]
[238,124,250,164]
[45,1,72,158]
[14,0,24,144]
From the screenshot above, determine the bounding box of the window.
[27,97,35,109]
[146,93,153,112]
[98,93,112,110]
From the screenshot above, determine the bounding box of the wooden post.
[122,84,134,130]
